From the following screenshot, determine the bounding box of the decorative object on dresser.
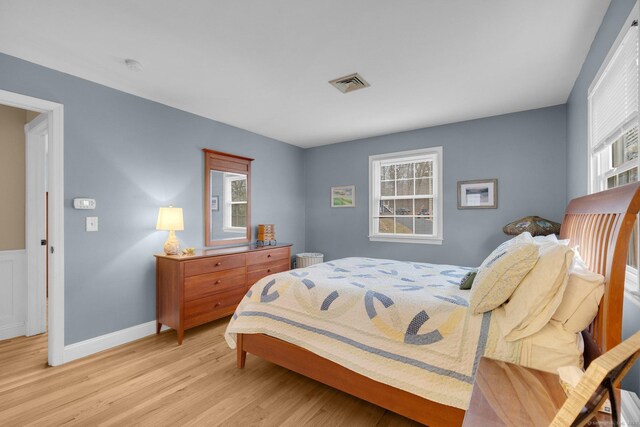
[457,179,498,209]
[331,185,355,207]
[156,206,184,255]
[156,243,291,344]
[503,215,561,236]
[257,224,276,246]
[204,149,253,247]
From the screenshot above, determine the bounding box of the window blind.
[590,23,639,153]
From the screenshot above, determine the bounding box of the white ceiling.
[0,1,610,148]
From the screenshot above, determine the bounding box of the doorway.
[0,108,48,340]
[0,89,64,366]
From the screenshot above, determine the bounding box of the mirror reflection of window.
[224,173,247,231]
[209,170,247,241]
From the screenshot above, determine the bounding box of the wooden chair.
[463,333,640,426]
[551,331,640,426]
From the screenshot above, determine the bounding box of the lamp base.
[163,230,180,255]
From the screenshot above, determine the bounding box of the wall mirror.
[204,149,253,246]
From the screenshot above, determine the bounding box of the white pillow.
[500,243,574,341]
[470,233,539,314]
[552,255,605,333]
[533,234,569,249]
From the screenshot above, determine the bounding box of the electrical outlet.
[86,217,98,232]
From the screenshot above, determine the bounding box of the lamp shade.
[503,216,560,236]
[156,207,184,231]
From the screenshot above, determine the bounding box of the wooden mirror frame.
[203,149,253,247]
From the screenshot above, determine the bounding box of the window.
[223,173,247,231]
[589,16,639,289]
[369,147,443,244]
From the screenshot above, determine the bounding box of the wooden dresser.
[155,244,291,344]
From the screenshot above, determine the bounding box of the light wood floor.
[0,318,421,426]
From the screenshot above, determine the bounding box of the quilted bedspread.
[225,257,521,409]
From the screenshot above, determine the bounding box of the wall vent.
[329,73,370,93]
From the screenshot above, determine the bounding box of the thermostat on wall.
[73,198,96,210]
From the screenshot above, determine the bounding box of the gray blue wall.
[0,53,306,345]
[1,0,638,394]
[566,0,639,394]
[304,106,567,267]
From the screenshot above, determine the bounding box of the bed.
[225,182,640,426]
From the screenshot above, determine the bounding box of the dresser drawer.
[247,259,290,285]
[184,267,246,301]
[184,289,245,329]
[246,247,289,266]
[184,254,246,277]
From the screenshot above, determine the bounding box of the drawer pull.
[214,302,221,308]
[215,262,221,267]
[267,254,272,258]
[267,269,271,273]
[214,280,221,285]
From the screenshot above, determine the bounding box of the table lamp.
[156,206,184,255]
[503,215,561,236]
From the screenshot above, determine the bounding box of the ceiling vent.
[329,73,370,93]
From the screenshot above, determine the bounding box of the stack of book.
[257,224,276,246]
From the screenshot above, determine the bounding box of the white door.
[25,115,47,336]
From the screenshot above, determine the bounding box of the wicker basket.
[296,253,324,268]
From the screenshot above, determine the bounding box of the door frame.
[0,89,64,366]
[25,114,48,337]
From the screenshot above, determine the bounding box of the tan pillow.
[552,257,605,333]
[501,244,574,341]
[469,233,539,314]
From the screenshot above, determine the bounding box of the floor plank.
[0,318,422,426]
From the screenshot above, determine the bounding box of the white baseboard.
[63,321,170,364]
[0,322,26,341]
[0,250,26,341]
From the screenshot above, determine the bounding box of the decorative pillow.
[552,256,605,333]
[469,233,539,314]
[478,232,534,269]
[501,244,574,341]
[459,270,477,290]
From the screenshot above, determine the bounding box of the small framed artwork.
[331,185,355,208]
[457,179,498,209]
[211,195,219,211]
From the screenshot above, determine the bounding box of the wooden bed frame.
[236,182,640,426]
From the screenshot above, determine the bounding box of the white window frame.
[223,173,247,232]
[588,3,640,297]
[368,147,443,245]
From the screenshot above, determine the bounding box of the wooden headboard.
[560,182,640,359]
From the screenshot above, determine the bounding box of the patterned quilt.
[225,257,521,409]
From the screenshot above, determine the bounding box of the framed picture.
[331,185,355,208]
[457,179,498,209]
[211,195,219,211]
